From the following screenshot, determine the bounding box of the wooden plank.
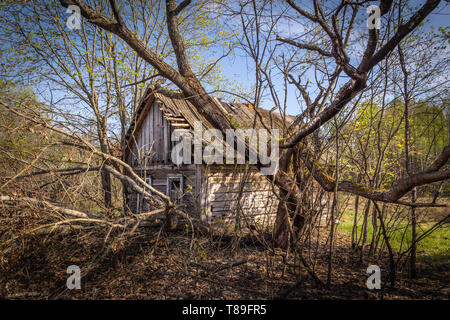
[133,164,197,171]
[155,105,161,162]
[148,101,154,162]
[163,117,169,163]
[163,113,183,118]
[211,195,278,208]
[209,190,275,202]
[208,182,274,193]
[211,208,278,217]
[153,103,158,162]
[151,178,167,186]
[137,128,143,162]
[169,123,190,128]
[207,170,259,177]
[165,117,187,121]
[157,95,181,116]
[208,174,271,184]
[212,96,230,117]
[158,105,164,162]
[236,104,256,127]
[140,111,144,161]
[212,212,277,223]
[211,199,278,209]
[211,195,277,208]
[211,212,278,219]
[153,101,159,162]
[207,164,259,173]
[139,113,144,159]
[211,202,278,213]
[131,95,155,147]
[143,109,149,162]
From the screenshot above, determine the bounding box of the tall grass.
[337,208,449,266]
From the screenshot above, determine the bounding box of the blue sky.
[215,0,450,116]
[2,0,448,133]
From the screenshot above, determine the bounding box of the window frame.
[166,174,184,203]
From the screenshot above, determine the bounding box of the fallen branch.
[12,166,102,179]
[0,195,90,218]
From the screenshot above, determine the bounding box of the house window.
[137,177,152,213]
[166,174,184,203]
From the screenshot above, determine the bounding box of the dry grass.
[0,204,448,300]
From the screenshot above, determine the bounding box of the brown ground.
[0,208,448,300]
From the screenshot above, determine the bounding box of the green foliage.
[339,99,449,191]
[0,0,244,140]
[0,85,46,169]
[338,208,450,266]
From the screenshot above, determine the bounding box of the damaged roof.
[125,87,293,145]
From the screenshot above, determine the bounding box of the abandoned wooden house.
[124,87,290,224]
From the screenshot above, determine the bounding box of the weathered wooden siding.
[125,164,200,214]
[202,165,278,224]
[125,97,280,226]
[128,101,171,166]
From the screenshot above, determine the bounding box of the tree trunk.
[272,148,305,249]
[100,167,112,209]
[99,135,112,209]
[273,191,304,249]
